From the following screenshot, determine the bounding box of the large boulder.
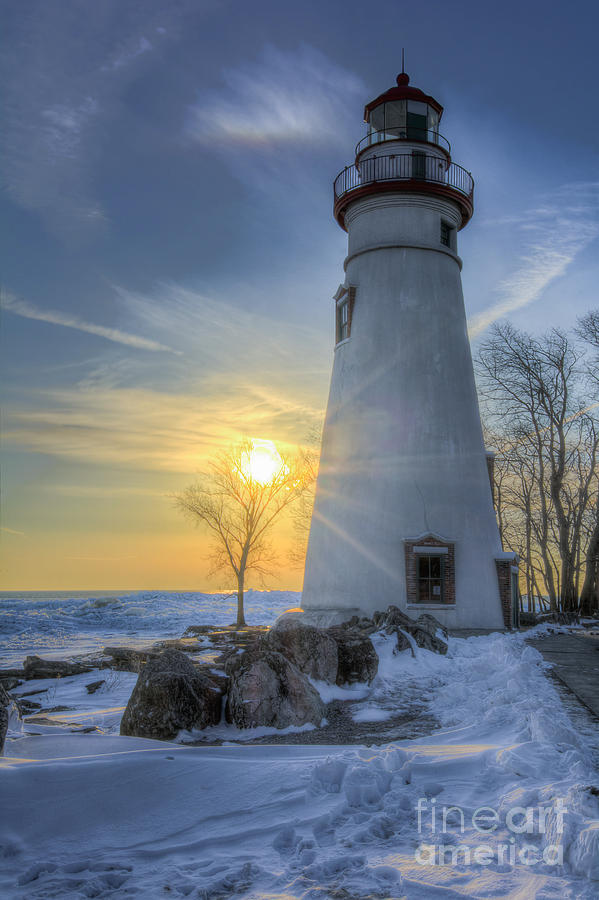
[326,627,379,685]
[120,650,222,740]
[225,647,325,730]
[264,620,338,683]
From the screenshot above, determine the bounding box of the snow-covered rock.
[0,706,7,755]
[372,606,448,654]
[120,649,222,740]
[225,647,325,729]
[0,683,21,754]
[411,613,449,654]
[0,684,9,753]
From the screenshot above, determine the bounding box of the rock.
[151,638,202,653]
[181,625,215,637]
[1,683,21,753]
[23,656,94,680]
[264,620,338,683]
[372,606,416,653]
[326,628,379,685]
[372,606,414,634]
[371,606,448,656]
[395,630,415,654]
[221,648,247,676]
[415,613,448,641]
[86,680,106,694]
[182,624,267,647]
[341,614,378,634]
[0,676,22,691]
[16,699,42,713]
[103,647,159,672]
[195,665,229,694]
[0,668,26,679]
[225,648,325,730]
[410,614,448,655]
[0,707,7,754]
[120,650,222,740]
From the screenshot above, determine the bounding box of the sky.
[1,0,598,591]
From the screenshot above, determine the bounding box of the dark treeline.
[477,311,599,616]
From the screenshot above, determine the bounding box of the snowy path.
[1,631,598,898]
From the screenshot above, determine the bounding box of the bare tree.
[577,310,599,615]
[175,439,315,627]
[478,321,599,613]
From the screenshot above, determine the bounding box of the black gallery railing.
[355,128,451,156]
[333,153,474,202]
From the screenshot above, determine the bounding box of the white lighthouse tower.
[302,70,517,631]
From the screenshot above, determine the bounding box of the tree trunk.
[236,572,246,627]
[580,506,599,616]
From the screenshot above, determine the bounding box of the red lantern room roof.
[363,72,444,123]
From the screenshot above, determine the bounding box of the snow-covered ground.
[1,614,598,898]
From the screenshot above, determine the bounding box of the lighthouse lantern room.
[301,71,518,631]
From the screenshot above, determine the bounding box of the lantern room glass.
[367,101,440,147]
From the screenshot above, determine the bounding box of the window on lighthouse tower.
[338,300,349,341]
[440,220,453,247]
[334,286,355,345]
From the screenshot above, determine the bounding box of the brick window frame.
[334,284,356,345]
[404,533,456,607]
[495,553,519,629]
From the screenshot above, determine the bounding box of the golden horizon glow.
[240,438,287,485]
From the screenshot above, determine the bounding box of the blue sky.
[1,0,598,589]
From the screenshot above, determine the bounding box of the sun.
[240,439,285,485]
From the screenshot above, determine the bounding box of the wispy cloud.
[468,182,599,337]
[115,282,329,372]
[2,281,330,472]
[1,291,181,354]
[187,44,364,149]
[102,36,153,71]
[43,485,166,499]
[2,381,323,473]
[1,527,26,537]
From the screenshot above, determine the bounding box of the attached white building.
[301,71,518,630]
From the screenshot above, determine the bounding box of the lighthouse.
[302,70,518,631]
